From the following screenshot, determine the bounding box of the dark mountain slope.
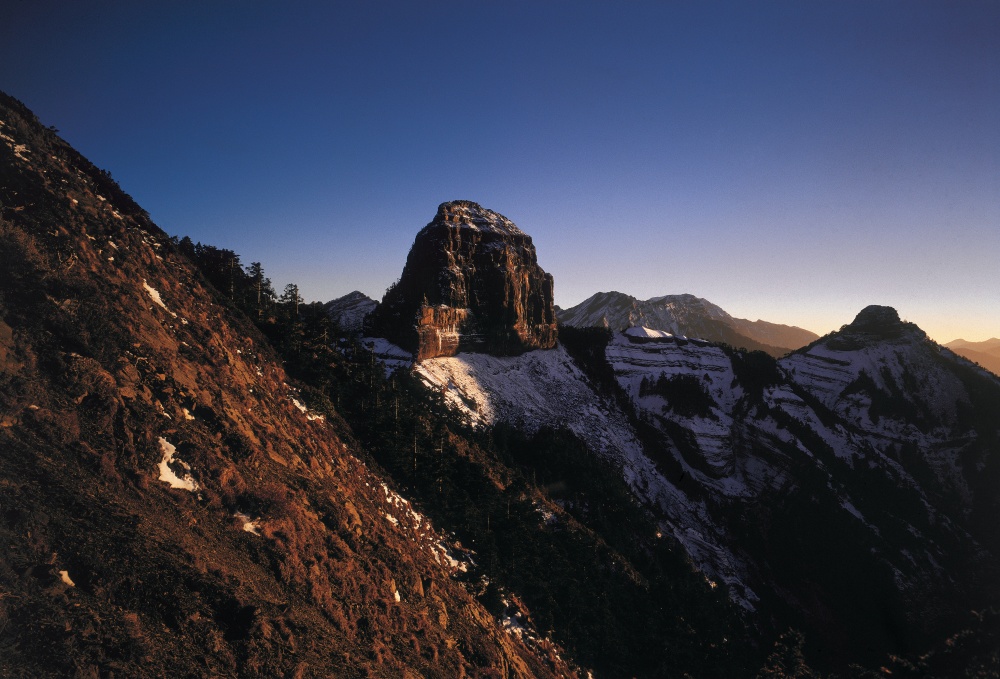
[410,296,1000,671]
[226,237,752,674]
[598,305,1000,668]
[0,92,566,678]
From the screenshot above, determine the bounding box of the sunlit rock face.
[369,200,557,360]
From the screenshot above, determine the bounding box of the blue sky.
[3,1,998,341]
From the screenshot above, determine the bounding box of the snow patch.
[361,337,413,376]
[143,280,177,317]
[234,512,261,535]
[625,326,676,339]
[157,437,199,491]
[377,480,473,574]
[289,396,325,421]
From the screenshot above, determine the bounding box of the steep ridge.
[367,201,557,360]
[0,92,568,678]
[558,291,818,356]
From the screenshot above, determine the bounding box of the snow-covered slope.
[781,306,1000,513]
[324,290,377,333]
[609,329,743,479]
[414,344,760,608]
[375,301,1000,662]
[605,316,1000,647]
[414,346,651,483]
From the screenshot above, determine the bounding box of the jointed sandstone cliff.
[368,201,557,360]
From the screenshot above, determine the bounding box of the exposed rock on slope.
[367,201,557,360]
[558,290,818,355]
[0,92,567,678]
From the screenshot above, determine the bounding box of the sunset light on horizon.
[2,1,997,343]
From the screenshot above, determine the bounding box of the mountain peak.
[432,199,527,238]
[821,305,925,349]
[323,291,377,333]
[850,305,901,329]
[368,202,556,359]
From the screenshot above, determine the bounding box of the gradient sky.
[3,1,998,342]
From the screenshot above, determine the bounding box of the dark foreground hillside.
[0,91,571,678]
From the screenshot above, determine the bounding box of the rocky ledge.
[368,201,557,360]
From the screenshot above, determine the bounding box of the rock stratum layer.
[368,201,557,360]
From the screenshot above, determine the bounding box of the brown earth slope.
[0,92,570,678]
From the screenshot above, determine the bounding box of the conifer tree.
[280,283,302,320]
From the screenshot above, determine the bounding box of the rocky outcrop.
[824,304,925,348]
[851,304,901,327]
[368,200,557,360]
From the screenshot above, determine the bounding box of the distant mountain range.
[329,289,820,358]
[557,290,819,356]
[946,338,1000,376]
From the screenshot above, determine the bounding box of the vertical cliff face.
[369,201,557,360]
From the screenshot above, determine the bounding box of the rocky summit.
[844,304,914,335]
[368,201,557,360]
[825,304,925,348]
